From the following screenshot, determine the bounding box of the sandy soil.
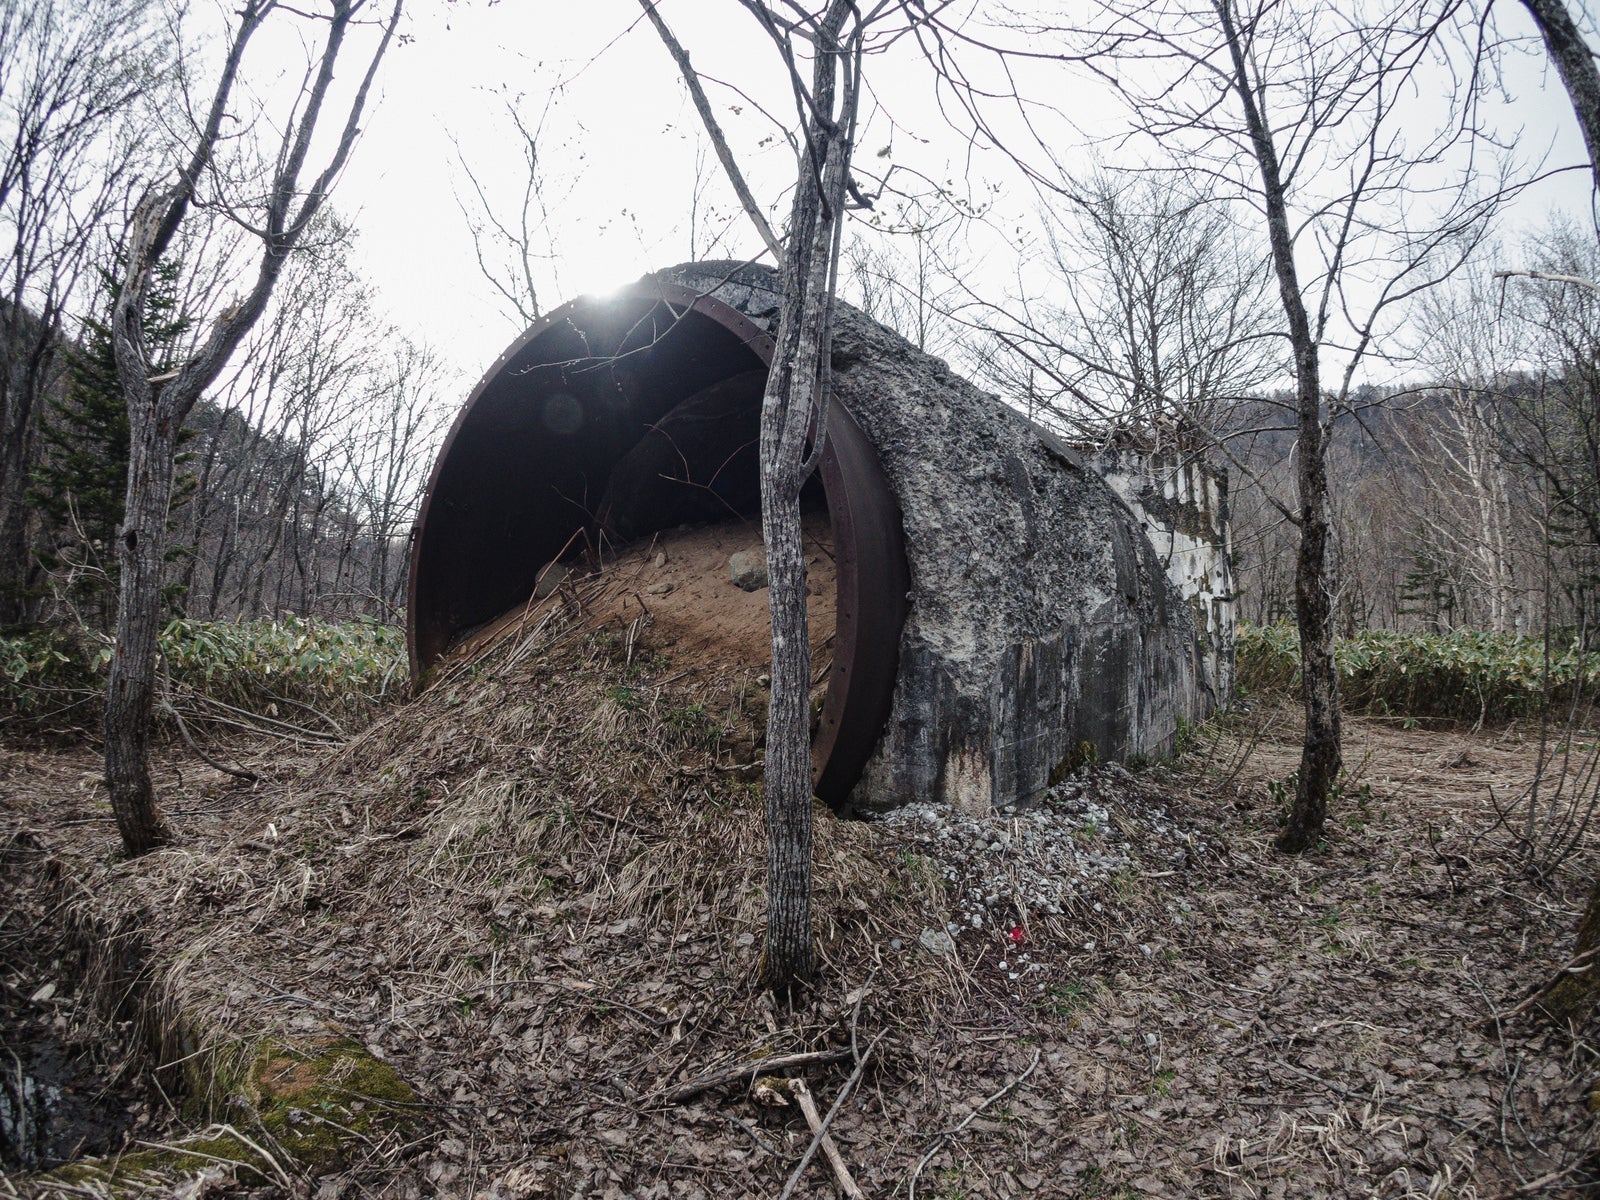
[453,512,837,678]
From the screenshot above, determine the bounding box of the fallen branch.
[263,690,347,739]
[777,1030,887,1200]
[1481,944,1600,1028]
[174,692,344,744]
[907,1048,1041,1200]
[1493,268,1600,294]
[159,669,258,782]
[656,1047,854,1105]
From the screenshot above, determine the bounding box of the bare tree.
[1047,0,1506,851]
[1482,0,1600,1021]
[1406,270,1535,636]
[971,167,1280,450]
[105,0,403,856]
[0,0,168,621]
[336,335,453,615]
[642,0,877,997]
[451,89,567,330]
[842,194,968,358]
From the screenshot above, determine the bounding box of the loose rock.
[728,549,768,592]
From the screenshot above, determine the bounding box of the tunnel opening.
[407,281,910,809]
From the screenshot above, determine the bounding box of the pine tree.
[29,259,190,626]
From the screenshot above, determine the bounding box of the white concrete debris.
[877,763,1212,936]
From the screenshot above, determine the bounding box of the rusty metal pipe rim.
[405,274,908,811]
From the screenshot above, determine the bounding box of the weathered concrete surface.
[1092,449,1234,711]
[661,262,1215,816]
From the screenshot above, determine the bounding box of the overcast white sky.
[317,0,1592,389]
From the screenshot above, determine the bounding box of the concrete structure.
[408,261,1234,816]
[1091,449,1234,714]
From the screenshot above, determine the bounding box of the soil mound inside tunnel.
[446,510,837,686]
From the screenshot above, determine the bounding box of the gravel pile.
[875,763,1211,938]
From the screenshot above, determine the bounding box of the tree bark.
[0,365,39,622]
[0,317,62,623]
[642,0,861,998]
[758,4,859,998]
[103,397,178,853]
[1542,875,1600,1020]
[757,8,857,998]
[759,480,816,993]
[1519,0,1600,197]
[1213,0,1342,852]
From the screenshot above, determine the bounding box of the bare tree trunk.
[1213,0,1342,852]
[103,401,178,852]
[1284,397,1342,852]
[1510,0,1600,1010]
[1520,0,1600,197]
[643,0,862,997]
[1538,875,1600,1020]
[760,483,815,991]
[753,2,859,998]
[0,362,40,621]
[104,0,400,856]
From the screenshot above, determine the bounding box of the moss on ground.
[249,1038,417,1173]
[17,1039,417,1195]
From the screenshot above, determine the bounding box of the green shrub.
[1236,623,1599,724]
[0,616,405,737]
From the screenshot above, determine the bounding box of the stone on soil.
[728,550,768,592]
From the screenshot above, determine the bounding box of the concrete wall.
[1090,450,1235,711]
[663,263,1228,816]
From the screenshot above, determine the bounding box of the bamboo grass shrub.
[1237,623,1598,724]
[0,616,405,736]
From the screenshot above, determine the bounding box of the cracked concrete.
[663,262,1226,815]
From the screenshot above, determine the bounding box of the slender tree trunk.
[1540,875,1600,1020]
[1285,391,1342,852]
[0,397,35,620]
[0,348,50,622]
[1214,0,1342,852]
[102,0,400,856]
[1514,0,1600,1012]
[757,3,857,999]
[759,476,815,991]
[643,0,859,996]
[103,397,177,854]
[756,152,830,999]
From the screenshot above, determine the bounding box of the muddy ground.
[2,607,1599,1198]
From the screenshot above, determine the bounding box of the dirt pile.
[450,512,836,681]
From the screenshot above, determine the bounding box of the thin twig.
[655,1047,854,1105]
[1484,945,1600,1027]
[907,1048,1041,1200]
[158,669,259,782]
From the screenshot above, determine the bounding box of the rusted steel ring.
[406,279,908,810]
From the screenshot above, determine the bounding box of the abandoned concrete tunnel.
[407,260,1233,816]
